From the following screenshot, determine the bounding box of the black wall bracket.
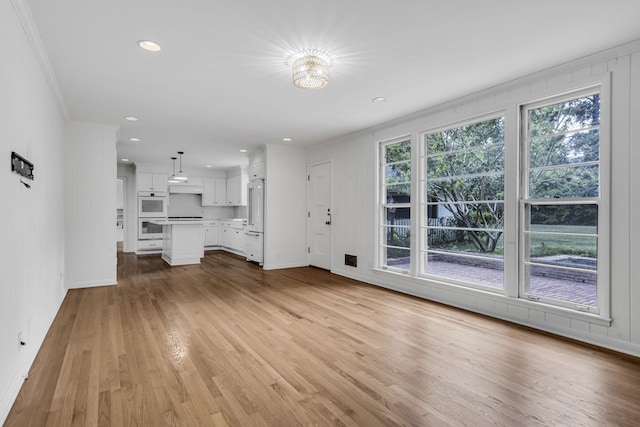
[11,151,34,180]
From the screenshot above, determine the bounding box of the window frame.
[373,78,611,323]
[519,87,610,316]
[378,136,413,274]
[418,112,507,293]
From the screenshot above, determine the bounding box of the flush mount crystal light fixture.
[174,151,188,181]
[168,157,180,183]
[289,50,332,89]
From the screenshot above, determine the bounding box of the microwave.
[138,195,168,217]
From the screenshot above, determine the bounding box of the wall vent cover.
[345,254,357,267]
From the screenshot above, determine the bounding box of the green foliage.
[425,93,600,256]
[528,224,597,259]
[530,243,596,258]
[530,204,597,226]
[385,140,412,203]
[386,227,411,259]
[528,94,600,199]
[426,117,505,253]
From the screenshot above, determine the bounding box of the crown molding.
[10,0,70,121]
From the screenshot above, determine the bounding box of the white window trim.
[373,76,612,325]
[418,111,507,289]
[378,135,413,274]
[518,83,611,318]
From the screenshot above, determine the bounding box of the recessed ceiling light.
[372,97,387,103]
[239,149,248,153]
[121,158,129,162]
[282,138,292,142]
[137,40,162,52]
[128,137,141,142]
[205,165,213,168]
[124,116,138,121]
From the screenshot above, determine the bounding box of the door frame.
[116,175,129,253]
[307,160,333,270]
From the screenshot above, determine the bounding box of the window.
[521,90,603,313]
[379,138,411,272]
[376,84,608,318]
[420,116,505,289]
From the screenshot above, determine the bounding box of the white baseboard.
[66,278,116,289]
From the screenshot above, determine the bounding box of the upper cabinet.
[226,173,248,206]
[137,173,168,193]
[247,161,265,180]
[202,178,227,206]
[248,148,265,181]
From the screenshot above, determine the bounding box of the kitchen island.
[150,219,204,266]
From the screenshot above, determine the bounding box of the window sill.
[371,267,612,327]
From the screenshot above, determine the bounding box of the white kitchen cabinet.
[159,222,204,266]
[137,173,168,193]
[202,178,227,206]
[220,226,231,248]
[204,220,220,246]
[247,161,265,180]
[137,239,163,252]
[230,228,243,251]
[226,174,248,206]
[219,220,245,253]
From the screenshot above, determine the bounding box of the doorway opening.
[307,161,332,270]
[116,178,124,252]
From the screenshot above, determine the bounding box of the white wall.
[264,144,308,269]
[0,0,67,422]
[308,41,640,357]
[64,122,118,288]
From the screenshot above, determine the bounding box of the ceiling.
[25,0,640,174]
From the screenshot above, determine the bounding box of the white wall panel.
[263,144,307,270]
[0,1,67,422]
[64,122,117,288]
[630,52,640,344]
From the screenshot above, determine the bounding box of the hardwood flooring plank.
[5,250,640,426]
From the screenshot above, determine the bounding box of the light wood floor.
[6,250,640,426]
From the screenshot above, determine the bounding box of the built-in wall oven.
[138,218,164,240]
[138,193,168,217]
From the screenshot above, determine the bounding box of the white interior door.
[308,161,332,269]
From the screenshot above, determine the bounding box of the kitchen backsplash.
[168,193,246,219]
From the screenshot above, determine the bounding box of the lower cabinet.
[137,239,163,252]
[205,225,219,246]
[229,228,243,252]
[220,227,230,248]
[205,220,245,254]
